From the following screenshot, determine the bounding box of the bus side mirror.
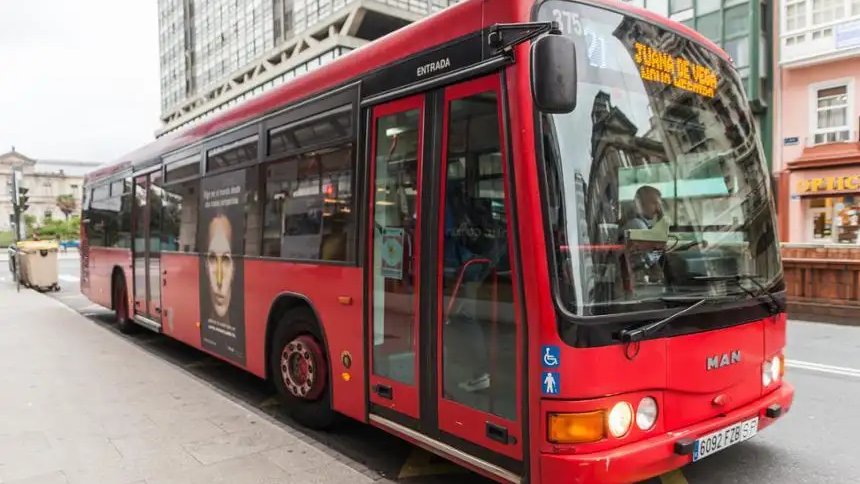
[531,34,577,114]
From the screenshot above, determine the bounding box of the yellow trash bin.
[17,240,60,292]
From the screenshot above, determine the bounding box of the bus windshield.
[537,1,782,316]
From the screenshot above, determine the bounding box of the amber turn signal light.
[548,411,606,444]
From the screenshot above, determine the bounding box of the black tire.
[269,307,338,430]
[113,274,137,334]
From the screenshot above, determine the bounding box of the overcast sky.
[0,0,160,164]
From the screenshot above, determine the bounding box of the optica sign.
[795,175,860,194]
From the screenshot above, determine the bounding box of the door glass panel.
[149,172,164,318]
[372,108,422,386]
[441,91,516,420]
[133,176,147,315]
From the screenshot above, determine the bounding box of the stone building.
[0,149,101,231]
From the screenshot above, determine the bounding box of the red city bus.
[80,0,794,482]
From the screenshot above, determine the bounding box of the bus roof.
[87,0,731,184]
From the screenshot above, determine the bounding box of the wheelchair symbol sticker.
[541,345,560,368]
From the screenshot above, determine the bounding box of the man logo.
[707,350,741,370]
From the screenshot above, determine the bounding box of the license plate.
[692,417,759,462]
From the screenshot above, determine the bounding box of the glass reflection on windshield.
[538,1,782,316]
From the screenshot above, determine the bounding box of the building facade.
[0,149,100,231]
[775,0,860,243]
[624,0,775,167]
[774,0,860,321]
[157,0,458,137]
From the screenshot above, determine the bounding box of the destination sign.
[633,42,718,98]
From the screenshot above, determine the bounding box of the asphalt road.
[14,255,860,484]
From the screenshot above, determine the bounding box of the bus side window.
[261,144,354,262]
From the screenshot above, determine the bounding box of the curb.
[787,312,860,327]
[788,302,860,327]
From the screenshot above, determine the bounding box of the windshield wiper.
[617,297,710,343]
[693,274,784,314]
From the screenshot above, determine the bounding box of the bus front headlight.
[635,397,658,431]
[607,402,633,438]
[763,355,783,387]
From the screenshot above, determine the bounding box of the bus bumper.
[540,382,795,484]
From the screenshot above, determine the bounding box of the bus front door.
[368,94,426,420]
[434,74,523,467]
[367,74,524,478]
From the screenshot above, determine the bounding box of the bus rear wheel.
[270,308,337,430]
[113,274,137,334]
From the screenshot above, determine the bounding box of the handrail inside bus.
[444,258,495,319]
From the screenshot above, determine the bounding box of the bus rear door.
[132,169,164,330]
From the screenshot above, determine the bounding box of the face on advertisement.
[206,214,233,318]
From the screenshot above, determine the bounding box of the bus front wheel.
[270,308,337,430]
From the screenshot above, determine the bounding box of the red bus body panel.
[539,383,794,484]
[664,320,765,430]
[245,260,366,422]
[82,248,131,310]
[161,253,201,349]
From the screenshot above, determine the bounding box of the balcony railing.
[805,128,857,147]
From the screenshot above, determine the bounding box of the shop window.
[834,198,860,243]
[807,196,860,243]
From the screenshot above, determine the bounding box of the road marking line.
[786,359,860,378]
[659,469,690,484]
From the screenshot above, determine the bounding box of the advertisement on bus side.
[198,169,247,366]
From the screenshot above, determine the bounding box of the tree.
[23,214,37,238]
[56,194,78,220]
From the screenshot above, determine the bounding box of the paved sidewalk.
[0,283,384,484]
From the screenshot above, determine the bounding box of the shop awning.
[788,142,860,170]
